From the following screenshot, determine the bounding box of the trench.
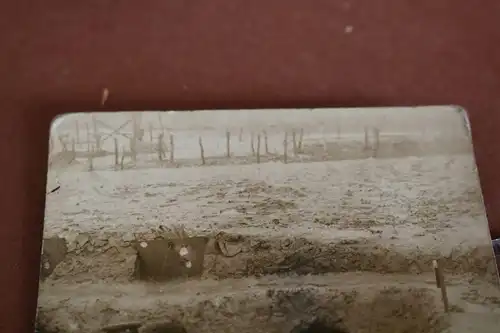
[40,231,497,283]
[37,231,497,333]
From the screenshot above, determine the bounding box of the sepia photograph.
[38,107,500,333]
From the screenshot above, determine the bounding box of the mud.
[39,273,453,333]
[42,231,498,284]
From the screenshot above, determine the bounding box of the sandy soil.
[38,109,499,333]
[45,154,491,255]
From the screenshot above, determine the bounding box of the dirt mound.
[41,231,498,284]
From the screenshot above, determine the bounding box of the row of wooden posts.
[55,121,380,170]
[80,128,308,170]
[203,128,305,165]
[144,128,306,166]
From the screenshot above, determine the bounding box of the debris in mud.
[46,185,61,195]
[40,236,68,280]
[134,236,208,281]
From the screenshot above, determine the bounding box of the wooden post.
[158,112,165,135]
[373,127,380,158]
[130,138,137,162]
[114,138,119,166]
[75,120,80,144]
[95,133,102,152]
[91,114,101,151]
[256,134,261,163]
[169,134,174,163]
[85,122,90,152]
[92,114,98,134]
[250,132,255,156]
[70,138,76,165]
[225,130,231,158]
[58,135,67,152]
[149,123,153,143]
[292,130,297,156]
[298,128,304,153]
[131,113,139,141]
[158,133,164,161]
[120,147,125,170]
[433,260,449,312]
[364,126,369,151]
[263,130,269,154]
[199,136,205,165]
[88,145,94,171]
[283,132,288,164]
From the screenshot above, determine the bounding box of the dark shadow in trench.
[292,318,349,333]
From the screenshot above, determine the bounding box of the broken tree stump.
[75,120,80,144]
[199,136,205,165]
[120,147,125,170]
[298,128,304,152]
[292,129,298,156]
[58,135,67,152]
[88,145,94,171]
[226,130,231,158]
[158,133,164,161]
[129,137,137,162]
[256,134,261,163]
[114,138,119,166]
[364,126,369,151]
[169,134,174,163]
[250,132,255,156]
[85,122,91,152]
[373,127,380,158]
[263,130,269,154]
[283,132,288,164]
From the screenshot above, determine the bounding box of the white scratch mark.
[101,88,109,105]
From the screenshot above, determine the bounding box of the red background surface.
[1,1,500,331]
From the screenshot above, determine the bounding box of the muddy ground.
[39,127,500,332]
[39,273,500,333]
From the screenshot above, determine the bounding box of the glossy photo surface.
[38,107,499,333]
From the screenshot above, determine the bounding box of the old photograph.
[38,107,500,333]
